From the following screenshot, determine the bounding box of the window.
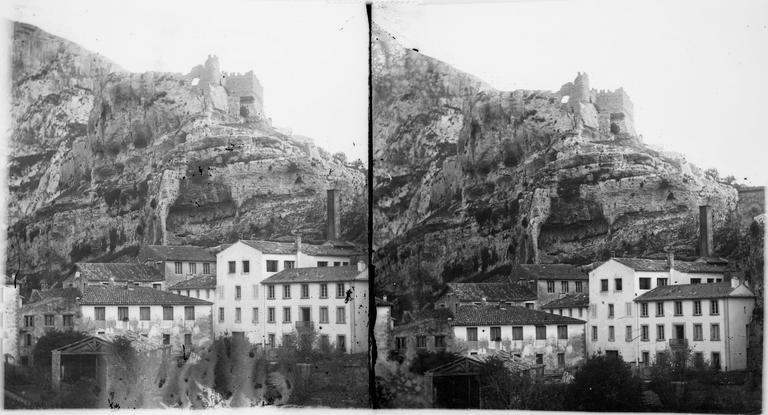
[561,281,569,293]
[175,262,183,274]
[536,354,543,365]
[283,307,291,323]
[184,334,192,345]
[711,324,720,341]
[242,260,249,273]
[525,302,534,309]
[320,307,329,323]
[336,283,345,298]
[642,351,650,366]
[639,278,651,290]
[625,302,633,316]
[615,278,623,291]
[693,324,703,341]
[694,352,704,368]
[416,335,427,348]
[711,352,721,369]
[674,301,683,316]
[153,283,161,290]
[608,326,615,342]
[138,307,149,321]
[185,306,195,320]
[333,262,341,267]
[252,308,259,323]
[228,261,236,273]
[337,335,346,351]
[710,300,719,315]
[252,285,258,299]
[44,314,54,326]
[163,334,170,345]
[396,337,407,350]
[591,326,598,341]
[219,307,225,322]
[268,334,275,347]
[266,260,278,272]
[267,285,275,299]
[626,325,633,342]
[640,303,649,317]
[656,324,665,341]
[317,261,328,267]
[95,308,105,321]
[656,302,664,317]
[657,278,668,286]
[693,300,702,315]
[336,307,346,324]
[320,284,328,298]
[284,261,295,269]
[490,327,502,342]
[24,334,32,347]
[301,284,309,298]
[163,306,173,320]
[608,304,614,319]
[283,285,291,299]
[203,262,211,274]
[707,278,714,283]
[547,281,555,293]
[557,353,565,368]
[467,327,478,341]
[641,325,649,341]
[268,307,275,323]
[557,325,568,340]
[511,326,523,340]
[219,286,224,299]
[118,307,129,321]
[189,263,197,274]
[600,279,609,292]
[691,278,701,284]
[535,326,546,340]
[235,285,242,300]
[63,314,74,327]
[342,262,349,266]
[435,335,446,348]
[575,281,584,293]
[656,352,667,366]
[235,308,242,323]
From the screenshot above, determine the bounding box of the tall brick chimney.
[327,188,340,241]
[699,205,713,257]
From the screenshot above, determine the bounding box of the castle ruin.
[558,72,635,136]
[187,55,265,120]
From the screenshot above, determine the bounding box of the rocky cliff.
[372,24,737,309]
[8,22,367,284]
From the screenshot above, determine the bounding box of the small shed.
[424,356,482,408]
[51,336,114,391]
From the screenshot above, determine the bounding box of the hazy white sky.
[4,0,369,162]
[375,0,768,186]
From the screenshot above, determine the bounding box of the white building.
[587,256,733,364]
[168,274,216,301]
[137,245,217,288]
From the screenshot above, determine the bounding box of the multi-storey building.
[587,255,732,364]
[434,283,538,313]
[493,264,589,308]
[541,293,589,320]
[63,263,166,291]
[137,245,216,288]
[450,304,586,372]
[18,287,81,365]
[168,275,216,301]
[632,280,755,370]
[78,285,213,354]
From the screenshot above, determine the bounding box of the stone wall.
[17,296,81,365]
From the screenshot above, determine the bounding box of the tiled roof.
[451,304,585,326]
[634,281,754,302]
[241,240,297,254]
[239,239,362,257]
[80,285,212,306]
[138,245,216,262]
[446,283,537,302]
[29,287,81,303]
[541,293,590,309]
[167,275,217,290]
[76,263,164,282]
[516,264,587,281]
[261,266,366,284]
[471,350,543,372]
[613,258,730,274]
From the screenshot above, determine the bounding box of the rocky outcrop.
[372,24,737,309]
[8,22,366,283]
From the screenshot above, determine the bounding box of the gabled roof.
[612,258,730,274]
[541,293,590,309]
[452,304,585,326]
[445,283,537,302]
[261,266,367,284]
[634,281,754,302]
[471,350,543,373]
[237,239,362,256]
[167,274,217,290]
[240,240,296,254]
[80,285,212,306]
[75,263,164,282]
[516,264,587,281]
[29,287,81,303]
[425,356,483,376]
[138,245,216,262]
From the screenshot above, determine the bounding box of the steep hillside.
[8,22,367,284]
[372,24,737,309]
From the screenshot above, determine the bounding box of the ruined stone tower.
[558,72,636,136]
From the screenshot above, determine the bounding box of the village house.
[392,308,455,361]
[78,285,213,354]
[168,274,216,300]
[63,263,166,291]
[541,293,590,320]
[3,275,22,363]
[17,287,81,366]
[434,283,538,313]
[137,245,217,288]
[450,304,586,372]
[631,280,755,370]
[488,264,589,308]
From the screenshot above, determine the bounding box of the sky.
[3,0,369,163]
[375,0,768,186]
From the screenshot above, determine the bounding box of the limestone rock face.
[8,22,367,282]
[372,24,736,308]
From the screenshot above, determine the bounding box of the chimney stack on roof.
[295,234,302,254]
[699,205,713,257]
[327,188,341,241]
[667,249,675,270]
[357,260,367,272]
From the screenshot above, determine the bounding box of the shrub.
[32,330,89,372]
[409,350,461,375]
[566,353,642,411]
